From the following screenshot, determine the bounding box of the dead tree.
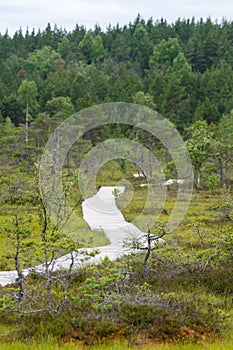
[137,225,166,276]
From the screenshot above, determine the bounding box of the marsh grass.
[0,161,233,348]
[1,339,233,349]
[0,205,109,271]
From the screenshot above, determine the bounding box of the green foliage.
[185,121,217,186]
[132,91,156,109]
[17,80,38,112]
[78,31,105,64]
[45,96,75,130]
[149,37,182,70]
[168,52,192,74]
[210,184,233,220]
[0,171,38,206]
[0,296,15,313]
[208,173,219,194]
[0,117,20,165]
[25,45,61,79]
[218,110,233,181]
[112,188,121,198]
[0,17,233,136]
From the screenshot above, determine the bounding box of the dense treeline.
[1,16,233,130]
[0,16,233,185]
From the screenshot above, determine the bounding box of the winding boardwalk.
[0,186,161,287]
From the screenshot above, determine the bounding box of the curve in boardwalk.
[0,186,161,287]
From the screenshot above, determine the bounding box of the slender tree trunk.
[67,151,71,176]
[14,215,24,303]
[143,228,152,276]
[149,148,153,178]
[25,99,29,162]
[219,157,224,182]
[197,171,201,186]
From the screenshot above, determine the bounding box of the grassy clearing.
[1,339,233,350]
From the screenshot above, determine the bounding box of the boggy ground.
[0,163,233,348]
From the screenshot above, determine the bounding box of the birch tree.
[17,80,38,160]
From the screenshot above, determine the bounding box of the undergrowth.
[0,162,233,347]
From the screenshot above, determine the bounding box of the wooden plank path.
[0,186,163,287]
